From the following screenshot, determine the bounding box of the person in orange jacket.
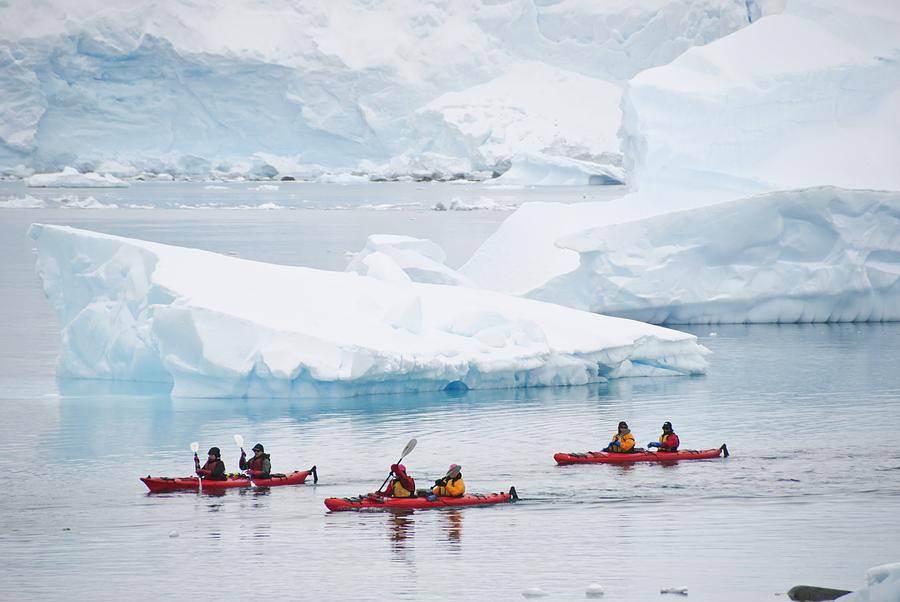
[381,463,415,498]
[603,421,636,453]
[432,464,465,498]
[648,421,680,452]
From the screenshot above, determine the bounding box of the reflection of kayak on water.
[141,466,318,492]
[554,445,729,465]
[325,487,518,511]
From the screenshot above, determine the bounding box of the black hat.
[618,421,628,429]
[662,421,673,431]
[252,443,265,452]
[208,447,221,457]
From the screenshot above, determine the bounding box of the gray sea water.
[1,182,898,601]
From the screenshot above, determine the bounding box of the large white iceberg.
[529,187,900,323]
[0,0,769,179]
[620,0,900,202]
[29,224,709,398]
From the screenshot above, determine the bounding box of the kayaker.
[647,421,680,452]
[432,464,465,497]
[239,443,271,479]
[603,421,636,453]
[195,446,226,480]
[380,463,416,498]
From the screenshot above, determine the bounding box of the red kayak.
[141,466,317,492]
[554,445,728,465]
[325,487,518,511]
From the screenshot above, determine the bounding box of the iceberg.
[620,0,900,202]
[29,224,709,398]
[0,1,768,180]
[26,167,129,188]
[839,562,900,602]
[529,187,900,324]
[346,235,476,287]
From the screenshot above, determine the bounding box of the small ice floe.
[585,583,604,597]
[660,586,688,595]
[250,184,279,192]
[708,332,717,337]
[521,587,548,598]
[168,531,179,538]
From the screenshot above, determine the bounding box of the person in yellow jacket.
[431,464,465,498]
[603,421,636,453]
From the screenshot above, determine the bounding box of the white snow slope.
[529,187,900,324]
[29,224,709,398]
[0,0,769,179]
[620,0,900,201]
[839,562,900,602]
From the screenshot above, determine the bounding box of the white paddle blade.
[234,434,244,448]
[401,438,417,458]
[190,442,200,453]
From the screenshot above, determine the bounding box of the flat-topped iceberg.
[530,187,900,324]
[463,187,900,323]
[26,167,129,188]
[29,224,709,398]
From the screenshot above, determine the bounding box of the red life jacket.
[659,433,680,451]
[198,459,226,480]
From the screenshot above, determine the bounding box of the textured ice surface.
[466,187,900,323]
[26,167,129,188]
[29,224,709,397]
[620,0,900,202]
[0,1,766,180]
[346,235,476,288]
[839,562,900,602]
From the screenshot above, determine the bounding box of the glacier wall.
[620,0,900,201]
[0,0,768,178]
[30,224,709,397]
[529,187,900,324]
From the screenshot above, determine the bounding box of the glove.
[426,494,438,502]
[434,478,446,487]
[647,442,660,448]
[240,450,246,458]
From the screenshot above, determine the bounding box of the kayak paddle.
[190,441,201,492]
[378,438,417,493]
[233,434,255,487]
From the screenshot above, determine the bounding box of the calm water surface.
[1,184,898,601]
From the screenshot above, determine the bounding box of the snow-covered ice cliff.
[29,224,709,397]
[529,187,900,323]
[0,0,770,180]
[620,0,900,201]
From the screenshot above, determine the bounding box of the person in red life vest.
[195,446,226,480]
[647,421,680,452]
[603,421,636,453]
[381,463,415,498]
[239,443,271,479]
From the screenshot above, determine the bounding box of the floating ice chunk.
[839,562,900,602]
[57,195,119,209]
[0,195,46,208]
[585,583,604,597]
[250,184,278,191]
[26,167,129,188]
[347,235,474,287]
[530,187,900,324]
[521,588,547,599]
[204,185,228,190]
[660,586,688,595]
[432,197,500,211]
[29,224,709,398]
